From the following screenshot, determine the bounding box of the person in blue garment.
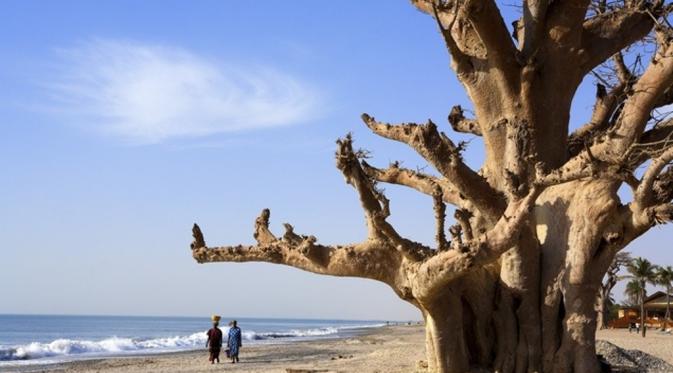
[227,320,242,363]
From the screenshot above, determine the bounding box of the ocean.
[0,314,386,367]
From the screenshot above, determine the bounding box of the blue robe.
[227,326,242,356]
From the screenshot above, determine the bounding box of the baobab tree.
[190,1,673,372]
[597,252,631,329]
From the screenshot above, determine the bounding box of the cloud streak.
[47,39,321,144]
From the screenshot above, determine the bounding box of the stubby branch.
[361,113,506,222]
[360,161,466,208]
[336,135,432,261]
[190,215,403,286]
[448,105,482,136]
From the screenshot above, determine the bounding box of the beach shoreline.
[3,325,428,373]
[5,326,673,373]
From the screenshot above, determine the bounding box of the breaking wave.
[0,325,373,362]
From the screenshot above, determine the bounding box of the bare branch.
[608,38,673,155]
[625,119,673,167]
[581,4,661,73]
[652,167,673,204]
[568,81,627,156]
[430,1,475,76]
[412,0,519,84]
[614,52,634,84]
[336,134,392,240]
[191,214,403,286]
[360,161,466,208]
[448,105,482,135]
[336,134,432,260]
[361,113,506,222]
[537,150,634,188]
[191,224,206,250]
[454,209,474,241]
[254,208,277,245]
[433,188,449,251]
[651,203,673,224]
[461,0,519,70]
[635,145,673,207]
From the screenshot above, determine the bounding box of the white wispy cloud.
[47,39,321,144]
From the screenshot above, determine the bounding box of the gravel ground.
[597,329,673,373]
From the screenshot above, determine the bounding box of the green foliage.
[656,266,673,291]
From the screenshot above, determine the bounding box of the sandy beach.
[8,326,673,373]
[10,325,427,373]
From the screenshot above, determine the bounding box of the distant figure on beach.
[206,315,223,364]
[227,320,242,363]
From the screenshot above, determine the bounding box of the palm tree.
[626,257,659,337]
[656,266,673,331]
[624,279,645,307]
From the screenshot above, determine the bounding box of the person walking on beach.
[206,315,223,364]
[227,320,242,363]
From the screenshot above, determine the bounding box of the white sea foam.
[0,331,207,361]
[243,327,339,340]
[0,324,379,363]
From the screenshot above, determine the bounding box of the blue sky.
[1,1,671,320]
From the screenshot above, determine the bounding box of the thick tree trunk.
[418,263,604,373]
[423,298,470,373]
[414,181,621,373]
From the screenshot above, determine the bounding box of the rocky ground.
[597,340,673,372]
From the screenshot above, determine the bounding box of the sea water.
[0,314,385,367]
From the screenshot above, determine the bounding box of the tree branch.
[454,209,474,241]
[624,119,673,167]
[568,80,627,157]
[448,105,482,135]
[520,0,549,56]
[581,5,660,73]
[335,134,432,260]
[190,217,403,286]
[461,0,519,71]
[635,145,673,207]
[361,113,506,222]
[360,160,466,208]
[433,188,449,251]
[607,37,673,156]
[412,0,519,85]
